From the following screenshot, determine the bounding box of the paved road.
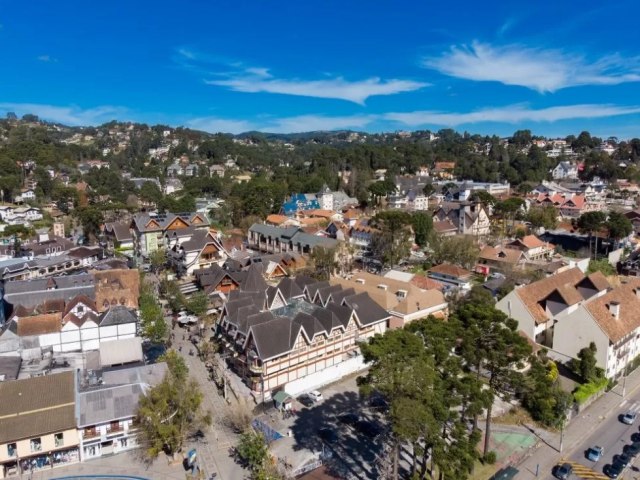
[517,368,640,480]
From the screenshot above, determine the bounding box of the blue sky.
[1,0,639,137]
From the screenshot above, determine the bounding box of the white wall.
[284,355,366,396]
[552,307,609,372]
[496,291,537,339]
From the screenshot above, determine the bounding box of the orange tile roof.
[515,267,585,325]
[266,214,288,225]
[429,263,472,278]
[479,245,524,265]
[520,235,546,249]
[304,209,335,219]
[16,313,62,336]
[586,281,640,342]
[410,275,444,291]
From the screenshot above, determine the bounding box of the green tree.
[526,206,558,230]
[136,351,211,460]
[411,211,433,248]
[520,354,571,428]
[310,246,336,280]
[186,291,209,317]
[573,342,602,382]
[359,328,436,479]
[236,431,270,475]
[73,207,104,241]
[371,211,413,267]
[606,211,633,247]
[149,248,166,274]
[577,211,607,259]
[430,235,479,270]
[587,259,615,276]
[455,294,532,456]
[139,278,168,344]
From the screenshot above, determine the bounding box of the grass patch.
[573,377,608,404]
[493,406,534,426]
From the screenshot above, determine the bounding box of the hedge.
[573,377,609,404]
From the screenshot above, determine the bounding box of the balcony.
[248,363,263,374]
[83,429,100,439]
[106,425,124,435]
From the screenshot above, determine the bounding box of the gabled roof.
[99,306,137,326]
[514,267,588,325]
[429,263,472,279]
[585,282,640,342]
[342,292,390,326]
[249,317,301,361]
[64,294,97,316]
[479,245,525,265]
[0,371,75,443]
[276,277,305,300]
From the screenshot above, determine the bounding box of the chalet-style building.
[218,275,389,401]
[433,202,490,237]
[166,229,228,276]
[248,224,337,255]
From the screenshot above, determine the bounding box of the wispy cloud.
[424,41,640,92]
[174,48,427,104]
[206,68,428,105]
[37,55,57,63]
[0,103,127,125]
[384,104,640,127]
[187,114,376,134]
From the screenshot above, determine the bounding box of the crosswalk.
[619,399,640,413]
[561,460,609,480]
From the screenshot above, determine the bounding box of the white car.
[308,390,324,402]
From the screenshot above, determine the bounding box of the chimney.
[609,301,621,319]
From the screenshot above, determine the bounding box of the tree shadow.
[289,390,385,479]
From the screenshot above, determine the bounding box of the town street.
[518,368,640,480]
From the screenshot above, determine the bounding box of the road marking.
[621,399,629,408]
[562,460,609,480]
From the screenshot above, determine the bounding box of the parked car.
[621,412,637,425]
[606,461,625,479]
[586,445,603,462]
[338,413,359,426]
[318,428,338,444]
[614,452,631,467]
[297,394,314,407]
[355,420,383,439]
[553,463,573,480]
[308,390,324,402]
[624,442,640,456]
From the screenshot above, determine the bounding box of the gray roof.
[249,224,337,249]
[78,383,143,427]
[0,356,21,381]
[101,362,168,387]
[275,277,304,300]
[342,292,390,326]
[250,316,301,361]
[99,306,137,327]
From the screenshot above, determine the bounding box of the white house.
[552,161,579,180]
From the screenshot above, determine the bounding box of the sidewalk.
[516,368,640,479]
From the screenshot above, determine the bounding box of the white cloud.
[0,103,127,125]
[384,104,640,127]
[424,41,640,92]
[37,55,57,63]
[206,68,427,105]
[187,114,376,134]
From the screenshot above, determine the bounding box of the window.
[120,438,128,448]
[30,438,42,452]
[77,305,84,314]
[54,432,64,447]
[7,443,16,457]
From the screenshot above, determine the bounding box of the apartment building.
[0,372,79,478]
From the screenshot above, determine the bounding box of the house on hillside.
[433,203,490,237]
